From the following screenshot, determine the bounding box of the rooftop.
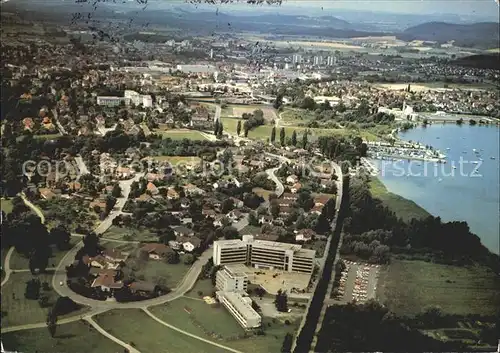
[252,240,302,252]
[216,291,260,321]
[223,264,248,279]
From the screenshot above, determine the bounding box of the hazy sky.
[287,0,499,16]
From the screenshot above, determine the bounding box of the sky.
[176,0,500,19]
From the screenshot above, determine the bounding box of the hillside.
[451,54,500,70]
[397,22,500,48]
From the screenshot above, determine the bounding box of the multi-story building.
[216,291,261,329]
[124,90,153,108]
[213,235,315,274]
[326,56,337,66]
[96,96,128,107]
[215,264,248,292]
[292,54,302,64]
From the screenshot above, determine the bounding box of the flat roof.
[215,239,246,247]
[295,248,316,258]
[224,264,248,278]
[252,240,302,252]
[217,291,260,321]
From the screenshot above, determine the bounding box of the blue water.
[372,124,500,254]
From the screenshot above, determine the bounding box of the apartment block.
[216,264,249,292]
[213,235,315,274]
[216,291,261,329]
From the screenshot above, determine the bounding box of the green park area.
[1,271,87,327]
[1,321,122,353]
[102,225,158,242]
[377,260,500,316]
[369,177,430,221]
[221,117,377,142]
[94,309,228,353]
[156,128,209,141]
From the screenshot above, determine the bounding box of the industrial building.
[216,291,261,329]
[213,235,316,274]
[96,96,129,107]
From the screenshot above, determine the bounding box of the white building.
[97,96,128,107]
[176,64,217,74]
[216,264,248,293]
[216,291,261,329]
[124,90,153,108]
[213,235,316,274]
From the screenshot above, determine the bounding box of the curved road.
[1,247,14,287]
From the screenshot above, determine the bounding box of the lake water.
[371,124,500,254]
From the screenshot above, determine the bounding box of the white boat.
[438,178,443,182]
[452,166,457,169]
[473,149,477,152]
[479,158,483,161]
[446,147,450,150]
[472,161,479,164]
[491,156,496,160]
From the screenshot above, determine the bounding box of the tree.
[112,184,122,198]
[273,94,283,110]
[236,120,242,136]
[183,253,195,265]
[291,130,297,146]
[270,200,280,218]
[302,131,308,149]
[456,118,464,125]
[297,191,314,212]
[217,122,224,138]
[279,127,285,146]
[25,278,41,300]
[46,309,57,338]
[274,289,288,312]
[105,196,117,214]
[83,232,99,256]
[244,122,249,137]
[164,250,180,264]
[281,333,294,353]
[50,225,71,251]
[29,249,49,274]
[270,126,276,143]
[221,198,235,214]
[222,226,239,240]
[248,211,259,226]
[214,120,219,135]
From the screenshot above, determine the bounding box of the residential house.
[129,281,160,296]
[227,210,243,222]
[136,193,156,204]
[286,174,299,185]
[91,273,123,292]
[140,243,172,260]
[279,206,294,217]
[116,167,134,179]
[82,255,121,270]
[166,188,180,200]
[102,248,129,263]
[282,193,298,201]
[258,215,273,225]
[295,229,315,242]
[146,182,159,196]
[202,209,217,218]
[176,235,202,252]
[88,268,118,278]
[184,183,205,196]
[22,117,35,130]
[213,215,225,227]
[190,105,212,130]
[310,204,323,215]
[230,197,244,208]
[173,225,194,237]
[314,195,331,208]
[89,199,107,212]
[278,198,295,208]
[291,182,302,194]
[39,188,57,200]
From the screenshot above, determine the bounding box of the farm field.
[279,107,316,126]
[369,178,430,221]
[94,309,228,353]
[275,40,364,50]
[156,129,209,141]
[1,198,14,214]
[377,260,500,316]
[143,155,201,165]
[1,321,122,353]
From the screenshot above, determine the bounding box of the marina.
[366,141,447,163]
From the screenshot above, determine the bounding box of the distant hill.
[397,22,500,49]
[451,54,500,70]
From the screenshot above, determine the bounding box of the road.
[85,316,141,353]
[20,193,45,224]
[1,247,14,287]
[214,104,221,123]
[74,156,91,177]
[51,109,68,135]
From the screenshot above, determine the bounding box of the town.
[1,2,499,353]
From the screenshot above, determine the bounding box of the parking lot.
[334,260,380,304]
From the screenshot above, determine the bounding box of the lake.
[372,123,500,254]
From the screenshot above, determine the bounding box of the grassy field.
[156,129,209,141]
[1,271,87,327]
[131,258,192,289]
[252,187,274,201]
[102,225,158,242]
[222,117,378,142]
[94,309,228,353]
[150,297,247,340]
[373,82,496,92]
[1,321,122,353]
[369,177,431,221]
[279,107,316,126]
[222,105,277,121]
[185,279,216,299]
[151,297,300,353]
[377,260,500,316]
[1,198,14,214]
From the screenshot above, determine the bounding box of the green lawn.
[1,271,87,327]
[279,107,315,126]
[1,321,122,353]
[151,297,247,340]
[126,255,192,289]
[94,309,228,353]
[151,297,300,353]
[37,198,97,232]
[185,279,216,299]
[102,225,158,242]
[156,129,209,141]
[369,177,431,221]
[252,187,274,201]
[377,260,500,316]
[9,237,80,270]
[221,117,378,142]
[1,198,14,214]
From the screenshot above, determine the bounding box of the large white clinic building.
[213,235,316,274]
[215,264,248,293]
[97,90,152,108]
[216,291,261,329]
